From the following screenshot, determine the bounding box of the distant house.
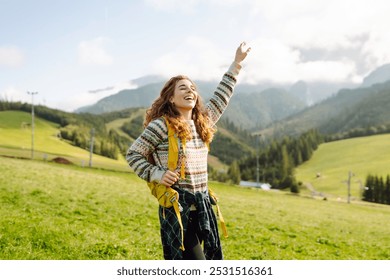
[239,181,271,190]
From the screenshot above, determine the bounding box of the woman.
[126,42,251,260]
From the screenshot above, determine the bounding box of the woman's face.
[170,79,198,113]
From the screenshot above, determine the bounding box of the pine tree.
[363,174,374,202]
[386,175,390,205]
[373,175,381,203]
[280,145,292,181]
[378,177,385,204]
[228,160,241,185]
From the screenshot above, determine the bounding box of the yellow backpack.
[147,117,228,250]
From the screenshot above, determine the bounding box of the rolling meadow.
[1,110,390,260]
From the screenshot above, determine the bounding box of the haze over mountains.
[75,63,390,133]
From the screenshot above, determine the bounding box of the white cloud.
[152,36,229,81]
[296,59,358,83]
[0,46,24,68]
[78,37,113,66]
[272,1,372,50]
[249,0,390,62]
[148,0,390,84]
[152,36,359,84]
[198,0,389,84]
[144,0,199,12]
[243,38,300,83]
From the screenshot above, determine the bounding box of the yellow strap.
[180,138,186,179]
[163,117,185,250]
[165,117,186,180]
[216,204,228,238]
[167,125,178,171]
[172,198,185,251]
[209,188,228,238]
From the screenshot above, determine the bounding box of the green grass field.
[296,134,390,200]
[1,156,390,260]
[2,110,390,260]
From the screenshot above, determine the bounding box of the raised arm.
[207,42,251,124]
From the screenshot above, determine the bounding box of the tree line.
[246,129,322,192]
[363,174,390,205]
[209,129,323,192]
[325,122,390,142]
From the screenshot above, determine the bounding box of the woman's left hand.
[234,42,251,64]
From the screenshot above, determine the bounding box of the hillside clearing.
[296,134,390,200]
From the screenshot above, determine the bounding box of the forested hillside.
[261,80,390,139]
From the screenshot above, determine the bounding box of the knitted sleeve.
[206,61,241,125]
[126,118,167,182]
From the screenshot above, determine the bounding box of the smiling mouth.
[184,95,195,101]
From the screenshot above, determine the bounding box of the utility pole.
[89,128,95,167]
[347,171,354,204]
[262,135,266,182]
[27,91,38,159]
[255,133,261,187]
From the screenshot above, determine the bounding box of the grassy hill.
[295,134,390,200]
[104,108,145,141]
[0,111,129,171]
[1,156,390,260]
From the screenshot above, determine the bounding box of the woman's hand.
[160,170,179,187]
[234,42,251,64]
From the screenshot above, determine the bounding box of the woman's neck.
[177,109,192,120]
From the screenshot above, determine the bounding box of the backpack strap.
[165,117,186,180]
[163,116,185,250]
[208,188,228,238]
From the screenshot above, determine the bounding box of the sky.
[1,0,390,112]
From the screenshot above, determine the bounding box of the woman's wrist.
[228,61,242,75]
[150,169,165,183]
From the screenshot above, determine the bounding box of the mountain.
[289,80,357,105]
[76,82,165,114]
[75,79,308,130]
[361,63,390,88]
[320,81,390,134]
[74,63,390,132]
[223,88,305,130]
[260,79,390,138]
[74,77,356,130]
